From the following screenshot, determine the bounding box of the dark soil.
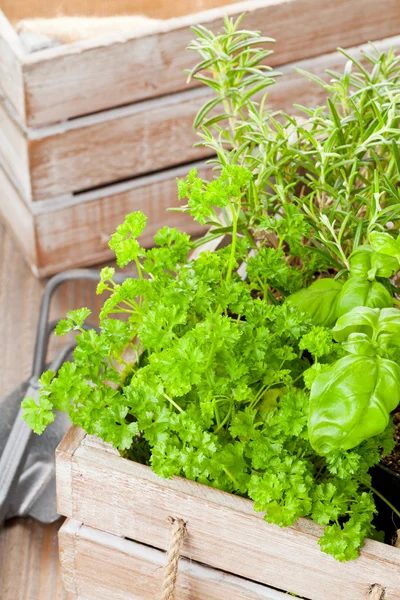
[381,411,400,474]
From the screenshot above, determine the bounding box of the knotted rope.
[159,518,388,600]
[161,518,187,600]
[369,584,385,600]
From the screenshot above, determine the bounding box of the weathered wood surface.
[32,161,208,276]
[0,102,31,201]
[59,519,289,600]
[12,0,400,126]
[56,427,400,600]
[0,11,25,121]
[6,33,399,204]
[0,160,208,277]
[0,517,73,600]
[0,223,112,599]
[27,89,212,201]
[0,167,37,274]
[3,0,240,22]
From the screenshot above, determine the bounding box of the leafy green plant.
[186,20,400,275]
[22,16,400,563]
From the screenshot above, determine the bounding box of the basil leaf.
[376,308,400,351]
[309,354,400,454]
[369,231,400,260]
[286,278,343,326]
[335,278,392,318]
[349,245,399,279]
[332,306,379,341]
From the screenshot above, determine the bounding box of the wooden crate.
[56,426,400,600]
[1,0,400,276]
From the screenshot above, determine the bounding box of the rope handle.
[160,517,386,600]
[161,518,187,600]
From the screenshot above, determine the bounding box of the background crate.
[1,0,400,276]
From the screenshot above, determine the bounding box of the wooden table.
[0,222,109,599]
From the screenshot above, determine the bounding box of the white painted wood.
[59,518,290,600]
[27,89,212,201]
[19,30,61,53]
[3,0,240,22]
[0,166,37,275]
[33,161,208,276]
[19,0,400,127]
[0,159,209,277]
[0,102,31,202]
[17,33,400,203]
[0,11,26,122]
[56,427,400,600]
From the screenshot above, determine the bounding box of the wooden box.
[56,426,400,600]
[1,0,400,276]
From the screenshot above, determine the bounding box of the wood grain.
[18,34,400,202]
[0,160,209,277]
[0,11,25,122]
[0,102,31,202]
[3,0,240,22]
[59,518,290,600]
[33,162,209,276]
[27,89,212,201]
[0,518,73,600]
[56,428,400,600]
[0,166,37,274]
[20,0,400,126]
[0,222,114,600]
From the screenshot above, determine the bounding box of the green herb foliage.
[22,17,400,562]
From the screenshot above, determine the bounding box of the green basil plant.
[309,307,400,455]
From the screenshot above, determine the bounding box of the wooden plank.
[0,103,31,201]
[0,166,37,275]
[0,159,209,276]
[21,0,400,127]
[33,162,208,276]
[59,518,289,600]
[56,428,400,600]
[0,11,25,122]
[3,0,239,22]
[27,89,212,201]
[55,429,87,518]
[0,518,73,600]
[22,33,400,202]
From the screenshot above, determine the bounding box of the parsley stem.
[215,405,232,432]
[163,393,183,413]
[226,201,239,284]
[134,258,143,281]
[223,466,240,489]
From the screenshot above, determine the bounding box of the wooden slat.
[0,103,31,201]
[56,428,400,600]
[0,518,73,600]
[21,0,400,127]
[33,163,208,276]
[0,11,25,122]
[0,160,209,277]
[27,89,211,201]
[0,167,37,274]
[19,33,400,202]
[59,519,289,600]
[3,0,240,22]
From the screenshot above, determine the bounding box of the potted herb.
[22,15,400,598]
